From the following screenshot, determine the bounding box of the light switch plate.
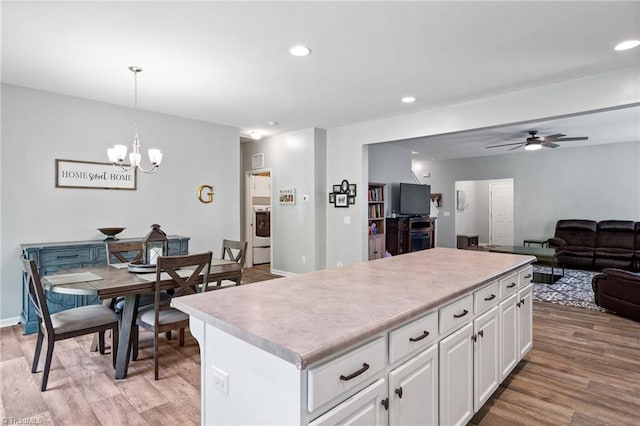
[211,365,229,395]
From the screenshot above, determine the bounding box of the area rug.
[532,266,605,312]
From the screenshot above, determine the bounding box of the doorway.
[244,170,272,268]
[454,178,513,246]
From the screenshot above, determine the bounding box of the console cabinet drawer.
[307,337,385,413]
[40,247,94,267]
[439,294,473,335]
[499,272,519,299]
[389,311,438,364]
[474,281,499,314]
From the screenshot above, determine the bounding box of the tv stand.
[386,216,435,255]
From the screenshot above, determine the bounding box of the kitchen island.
[172,247,535,425]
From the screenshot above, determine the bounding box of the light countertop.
[172,247,534,368]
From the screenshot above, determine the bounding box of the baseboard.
[271,269,298,277]
[0,316,21,328]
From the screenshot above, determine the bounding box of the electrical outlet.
[337,261,343,267]
[211,365,229,395]
[301,255,306,264]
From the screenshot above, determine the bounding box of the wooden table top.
[42,259,242,299]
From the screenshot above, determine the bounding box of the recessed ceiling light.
[401,96,416,103]
[267,121,279,126]
[249,130,263,140]
[411,151,419,155]
[614,39,640,51]
[289,45,311,57]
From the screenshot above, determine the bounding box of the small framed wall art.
[328,179,357,208]
[279,188,296,205]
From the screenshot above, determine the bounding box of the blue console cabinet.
[20,235,190,334]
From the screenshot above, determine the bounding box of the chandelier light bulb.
[107,66,162,174]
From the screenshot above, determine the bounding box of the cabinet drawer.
[439,295,473,335]
[389,311,438,364]
[474,281,499,314]
[518,266,533,287]
[308,338,385,413]
[499,272,519,299]
[40,247,93,267]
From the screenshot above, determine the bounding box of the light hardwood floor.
[2,268,639,425]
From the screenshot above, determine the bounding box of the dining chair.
[106,241,144,264]
[20,256,119,391]
[217,239,248,287]
[135,251,212,380]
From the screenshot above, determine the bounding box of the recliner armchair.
[592,268,640,321]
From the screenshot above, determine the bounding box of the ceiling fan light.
[525,143,542,151]
[614,39,640,51]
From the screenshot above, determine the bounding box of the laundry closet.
[249,174,271,265]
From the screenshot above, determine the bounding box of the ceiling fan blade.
[553,136,589,142]
[542,142,560,148]
[485,141,527,148]
[541,133,565,141]
[508,144,525,151]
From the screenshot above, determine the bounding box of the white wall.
[326,66,640,267]
[241,128,327,274]
[1,84,240,320]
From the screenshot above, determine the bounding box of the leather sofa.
[548,219,639,271]
[592,268,640,321]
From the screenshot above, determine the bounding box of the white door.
[389,344,438,426]
[473,306,500,412]
[309,378,388,426]
[517,285,533,358]
[499,293,519,380]
[489,181,514,246]
[439,322,474,426]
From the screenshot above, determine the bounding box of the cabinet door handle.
[453,309,469,318]
[520,298,525,306]
[472,334,477,342]
[409,330,430,342]
[507,283,516,288]
[381,398,389,410]
[339,363,370,381]
[395,387,403,399]
[483,294,496,301]
[516,301,522,308]
[56,254,79,259]
[478,330,484,338]
[524,274,532,279]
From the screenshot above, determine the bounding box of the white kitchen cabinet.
[517,284,533,358]
[176,252,536,426]
[499,293,518,380]
[388,344,438,426]
[473,306,500,412]
[439,322,474,426]
[310,378,388,426]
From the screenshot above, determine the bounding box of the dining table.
[41,258,242,379]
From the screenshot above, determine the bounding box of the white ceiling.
[2,1,640,156]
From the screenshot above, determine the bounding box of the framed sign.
[55,159,137,190]
[279,188,296,205]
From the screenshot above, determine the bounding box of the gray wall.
[1,84,240,321]
[368,143,415,218]
[241,128,327,274]
[325,67,639,267]
[414,141,640,248]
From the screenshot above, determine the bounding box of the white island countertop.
[172,247,534,369]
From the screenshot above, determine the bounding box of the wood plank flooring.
[2,266,640,425]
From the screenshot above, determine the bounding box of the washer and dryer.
[252,206,271,264]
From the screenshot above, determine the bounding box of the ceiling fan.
[485,130,589,151]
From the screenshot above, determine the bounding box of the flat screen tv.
[399,183,430,216]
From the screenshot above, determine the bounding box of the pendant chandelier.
[107,66,162,174]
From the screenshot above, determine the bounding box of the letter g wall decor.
[197,185,214,204]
